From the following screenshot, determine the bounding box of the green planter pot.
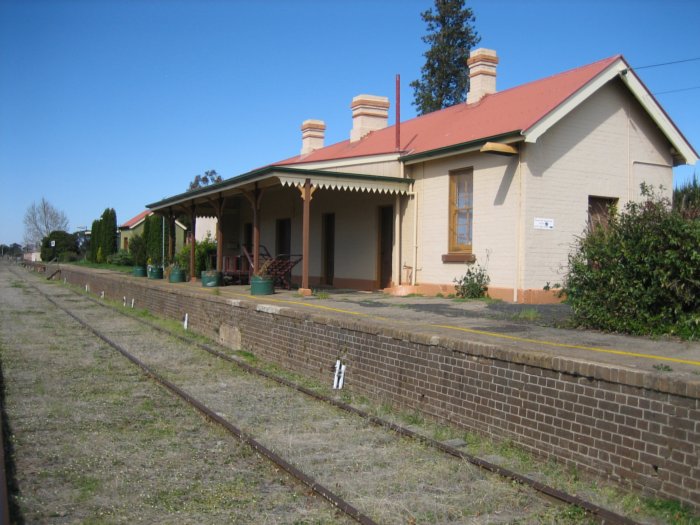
[147,267,163,280]
[169,268,186,283]
[201,270,222,287]
[250,276,274,295]
[132,265,147,277]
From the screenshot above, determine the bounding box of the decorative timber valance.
[276,171,412,195]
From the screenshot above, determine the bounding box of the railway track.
[3,266,644,524]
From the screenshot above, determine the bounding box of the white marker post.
[338,364,346,389]
[333,360,341,389]
[183,313,189,330]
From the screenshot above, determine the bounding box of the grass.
[512,307,541,322]
[641,497,700,525]
[69,260,133,274]
[312,290,330,299]
[452,295,503,304]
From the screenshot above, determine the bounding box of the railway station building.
[147,49,697,303]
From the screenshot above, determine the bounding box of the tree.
[40,231,78,262]
[188,169,222,191]
[23,197,69,248]
[0,244,23,257]
[673,173,700,220]
[100,208,117,259]
[89,219,102,262]
[410,0,480,115]
[144,213,168,266]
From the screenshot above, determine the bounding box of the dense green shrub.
[107,249,134,266]
[563,186,700,339]
[59,251,79,262]
[128,234,147,267]
[175,234,216,278]
[454,262,490,298]
[40,231,78,262]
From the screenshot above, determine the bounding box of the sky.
[1,0,699,246]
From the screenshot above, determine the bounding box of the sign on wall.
[534,218,554,230]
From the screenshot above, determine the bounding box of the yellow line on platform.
[228,292,700,368]
[431,324,700,367]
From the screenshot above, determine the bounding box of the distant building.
[119,210,187,254]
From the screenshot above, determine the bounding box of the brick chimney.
[350,94,390,142]
[467,48,498,104]
[300,119,325,155]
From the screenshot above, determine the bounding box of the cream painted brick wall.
[521,80,673,289]
[411,152,520,288]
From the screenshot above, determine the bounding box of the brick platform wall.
[55,265,700,509]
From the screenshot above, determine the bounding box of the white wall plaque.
[534,218,554,230]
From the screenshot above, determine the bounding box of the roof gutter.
[399,132,523,165]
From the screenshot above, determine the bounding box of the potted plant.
[147,257,163,280]
[201,253,222,287]
[250,260,274,295]
[167,262,186,283]
[129,234,147,277]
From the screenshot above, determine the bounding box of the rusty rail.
[25,278,378,525]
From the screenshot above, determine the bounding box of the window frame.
[448,168,474,254]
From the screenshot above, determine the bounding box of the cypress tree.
[90,219,101,263]
[410,0,480,115]
[144,214,164,266]
[100,208,117,259]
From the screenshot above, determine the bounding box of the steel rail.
[24,278,378,525]
[25,269,641,525]
[0,371,11,525]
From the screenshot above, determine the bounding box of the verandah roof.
[146,165,413,216]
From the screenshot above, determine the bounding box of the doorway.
[378,206,393,289]
[322,213,335,286]
[276,218,291,259]
[243,223,253,251]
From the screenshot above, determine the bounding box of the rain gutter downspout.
[411,165,421,286]
[515,144,524,303]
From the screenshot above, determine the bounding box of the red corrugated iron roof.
[275,55,622,166]
[120,210,151,229]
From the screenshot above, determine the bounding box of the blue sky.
[1,0,699,246]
